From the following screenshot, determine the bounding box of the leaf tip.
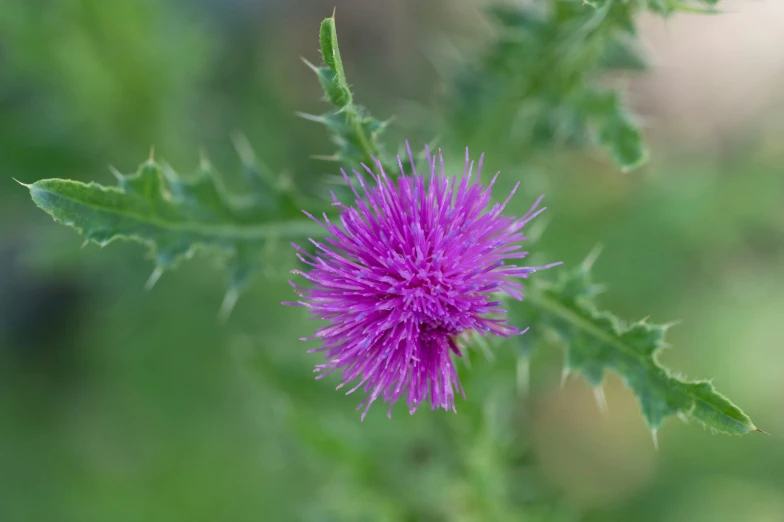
[108,165,125,182]
[218,287,240,325]
[581,243,604,272]
[301,57,319,73]
[593,385,609,414]
[621,143,650,173]
[295,111,324,123]
[311,154,341,162]
[145,266,164,291]
[662,319,682,330]
[232,132,256,166]
[12,177,31,189]
[560,367,571,388]
[199,147,212,171]
[516,356,530,395]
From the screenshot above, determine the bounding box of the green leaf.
[599,36,647,71]
[300,15,394,173]
[24,147,324,315]
[581,90,648,172]
[523,256,757,435]
[448,0,677,171]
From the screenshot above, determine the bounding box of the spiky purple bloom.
[285,144,558,419]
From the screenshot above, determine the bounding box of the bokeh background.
[1,1,782,521]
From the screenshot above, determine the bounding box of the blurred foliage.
[450,1,647,170]
[447,0,719,169]
[2,0,781,521]
[0,0,212,168]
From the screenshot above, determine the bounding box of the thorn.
[237,138,279,186]
[295,111,324,123]
[81,240,90,249]
[148,145,155,162]
[159,162,179,184]
[593,385,608,414]
[651,429,659,451]
[311,154,341,162]
[217,287,239,324]
[108,165,124,182]
[516,356,529,395]
[662,320,682,330]
[754,427,771,436]
[461,343,472,369]
[300,57,320,73]
[145,266,164,291]
[475,335,495,362]
[581,243,604,272]
[331,6,336,19]
[560,367,570,388]
[199,147,211,170]
[12,177,31,188]
[525,215,551,244]
[231,132,256,166]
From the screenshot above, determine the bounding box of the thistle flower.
[285,144,559,419]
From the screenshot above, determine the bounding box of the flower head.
[285,144,558,419]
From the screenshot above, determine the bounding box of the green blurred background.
[1,1,782,521]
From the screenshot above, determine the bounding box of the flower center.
[394,266,462,334]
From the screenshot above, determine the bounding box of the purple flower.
[285,144,559,419]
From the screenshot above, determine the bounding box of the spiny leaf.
[580,89,648,172]
[301,15,394,173]
[25,148,324,310]
[450,1,651,170]
[522,259,756,435]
